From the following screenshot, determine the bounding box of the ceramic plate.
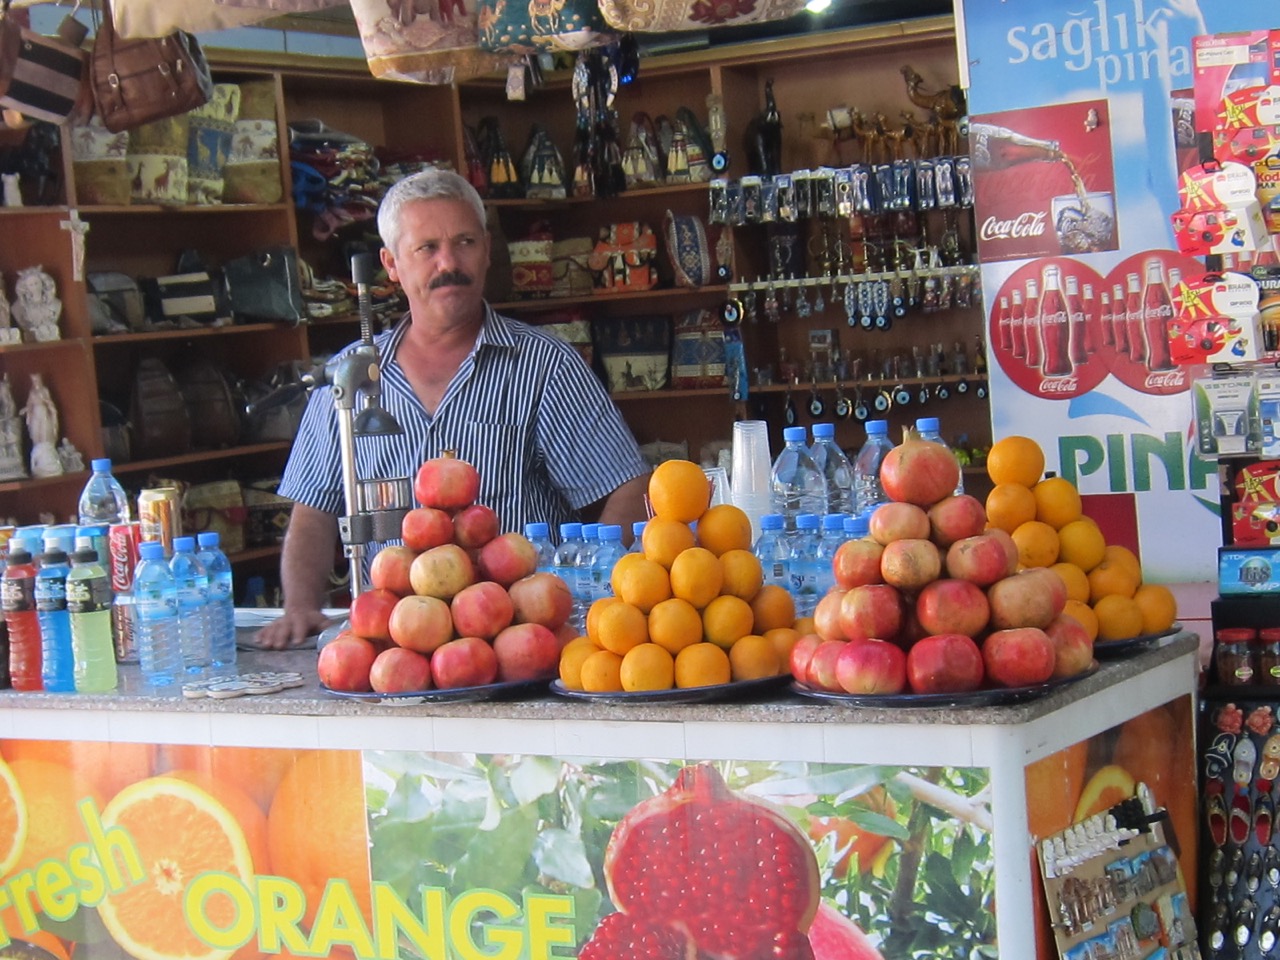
[549,674,791,704]
[790,661,1099,708]
[322,678,548,705]
[1092,624,1181,660]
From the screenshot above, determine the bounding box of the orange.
[674,642,732,688]
[984,483,1038,534]
[765,627,802,664]
[1133,583,1177,635]
[99,775,257,960]
[8,759,102,882]
[580,649,624,692]
[1032,477,1082,529]
[0,757,26,876]
[268,750,372,929]
[807,787,898,877]
[697,504,753,556]
[1093,594,1144,641]
[642,518,696,569]
[165,770,270,876]
[648,459,711,523]
[793,616,817,636]
[1049,562,1090,604]
[670,547,723,608]
[1062,599,1099,642]
[558,635,599,690]
[986,435,1045,487]
[751,583,797,633]
[159,745,301,814]
[1024,741,1089,839]
[596,600,649,655]
[1011,520,1059,568]
[648,597,704,656]
[1,740,155,804]
[728,634,782,680]
[702,595,755,649]
[586,596,621,647]
[612,555,671,613]
[1087,559,1140,602]
[1056,518,1106,571]
[1103,544,1142,581]
[620,643,675,691]
[719,549,764,600]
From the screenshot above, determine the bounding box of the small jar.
[1260,628,1280,686]
[1216,627,1258,685]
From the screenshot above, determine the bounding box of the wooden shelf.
[493,285,730,314]
[91,323,292,346]
[0,338,87,356]
[485,183,709,209]
[0,470,89,495]
[76,203,292,216]
[609,374,987,402]
[228,544,283,565]
[112,442,293,475]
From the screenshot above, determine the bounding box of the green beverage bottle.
[66,547,118,692]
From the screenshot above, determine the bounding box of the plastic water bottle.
[3,540,42,691]
[754,513,792,590]
[575,523,602,616]
[810,423,856,517]
[815,514,846,599]
[853,420,895,514]
[553,522,584,629]
[524,522,555,574]
[197,532,236,669]
[591,525,626,601]
[842,514,870,540]
[134,541,181,687]
[67,548,117,693]
[170,537,210,673]
[629,521,647,552]
[789,513,823,617]
[771,426,826,530]
[36,546,74,693]
[77,458,131,525]
[915,417,964,495]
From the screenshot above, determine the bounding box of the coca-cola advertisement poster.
[972,99,1119,263]
[959,0,1277,584]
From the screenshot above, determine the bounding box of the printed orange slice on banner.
[0,756,27,876]
[160,746,302,815]
[98,776,255,960]
[8,759,103,886]
[267,750,372,930]
[0,740,155,803]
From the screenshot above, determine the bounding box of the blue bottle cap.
[866,420,888,435]
[796,513,819,530]
[582,523,601,539]
[916,417,940,432]
[197,532,220,548]
[812,422,835,439]
[600,525,623,541]
[140,541,165,561]
[173,537,196,553]
[843,515,870,537]
[524,522,550,539]
[783,426,807,443]
[560,522,583,539]
[760,514,784,530]
[822,514,845,531]
[632,520,647,537]
[91,458,113,472]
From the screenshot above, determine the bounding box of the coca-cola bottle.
[1168,267,1183,301]
[1125,272,1145,363]
[1142,258,1176,372]
[996,296,1012,351]
[1010,289,1026,360]
[1040,265,1072,377]
[1099,290,1114,348]
[1082,282,1099,355]
[970,123,1064,170]
[1024,278,1042,369]
[1066,275,1090,365]
[1112,282,1129,355]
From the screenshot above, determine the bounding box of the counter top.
[0,631,1198,726]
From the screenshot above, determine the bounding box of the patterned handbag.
[664,210,711,288]
[348,0,506,84]
[0,5,91,125]
[598,0,806,32]
[477,0,614,54]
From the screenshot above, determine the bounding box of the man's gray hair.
[377,168,486,255]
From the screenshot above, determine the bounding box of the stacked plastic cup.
[730,420,773,542]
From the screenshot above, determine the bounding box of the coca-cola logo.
[1038,377,1079,395]
[1145,370,1186,390]
[1145,304,1174,318]
[1041,309,1068,327]
[980,212,1047,241]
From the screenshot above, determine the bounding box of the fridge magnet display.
[970,98,1119,263]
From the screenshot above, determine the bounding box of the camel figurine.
[849,110,881,165]
[899,111,928,159]
[901,65,966,155]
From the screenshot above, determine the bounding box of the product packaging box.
[1220,546,1280,593]
[1193,373,1262,456]
[1169,271,1262,364]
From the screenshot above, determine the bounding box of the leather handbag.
[129,356,191,459]
[0,4,91,125]
[90,0,214,134]
[222,246,305,324]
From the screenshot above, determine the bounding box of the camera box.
[1219,546,1280,593]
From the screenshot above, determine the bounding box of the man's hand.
[254,607,336,650]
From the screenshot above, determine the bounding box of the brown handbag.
[90,0,213,134]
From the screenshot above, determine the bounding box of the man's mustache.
[430,270,473,289]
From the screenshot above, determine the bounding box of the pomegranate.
[807,900,885,960]
[878,439,961,507]
[580,763,820,960]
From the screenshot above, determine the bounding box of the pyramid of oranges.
[983,436,1176,644]
[559,459,799,693]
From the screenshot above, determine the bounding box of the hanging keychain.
[783,379,798,426]
[872,279,891,331]
[796,279,811,318]
[844,280,858,326]
[764,278,780,323]
[808,375,825,417]
[743,286,757,323]
[834,380,852,420]
[857,278,875,330]
[890,273,906,317]
[853,383,869,420]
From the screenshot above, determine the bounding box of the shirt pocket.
[471,421,523,504]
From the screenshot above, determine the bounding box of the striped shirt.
[279,304,648,547]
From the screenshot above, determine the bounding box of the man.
[256,169,650,649]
